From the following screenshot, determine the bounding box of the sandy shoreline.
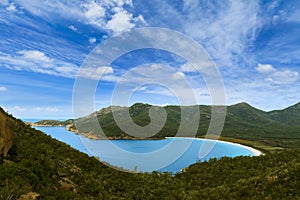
[166,137,263,156]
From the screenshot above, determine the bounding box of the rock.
[0,108,15,157]
[59,177,77,192]
[18,192,40,200]
[57,171,68,177]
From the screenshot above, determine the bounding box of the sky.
[0,0,300,118]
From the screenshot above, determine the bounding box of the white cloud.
[0,0,9,6]
[0,86,7,92]
[256,63,299,85]
[0,50,77,78]
[14,0,138,31]
[81,1,105,27]
[133,14,147,24]
[111,64,205,105]
[151,0,261,68]
[0,50,120,81]
[17,50,52,63]
[78,66,116,80]
[266,70,299,85]
[89,37,96,44]
[172,71,185,79]
[135,86,148,92]
[106,8,135,34]
[113,0,133,7]
[255,64,276,74]
[13,106,26,111]
[34,107,59,112]
[6,3,17,12]
[68,25,77,32]
[12,0,145,35]
[286,7,300,23]
[180,61,214,73]
[180,63,196,72]
[96,66,114,74]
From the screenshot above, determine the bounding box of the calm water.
[34,126,255,173]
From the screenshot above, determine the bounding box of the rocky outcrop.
[0,108,15,157]
[18,192,40,200]
[59,177,77,192]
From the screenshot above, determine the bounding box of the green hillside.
[46,102,300,149]
[1,107,300,199]
[268,102,300,125]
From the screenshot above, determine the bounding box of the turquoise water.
[34,126,255,173]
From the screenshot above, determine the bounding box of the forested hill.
[0,106,300,199]
[39,102,300,148]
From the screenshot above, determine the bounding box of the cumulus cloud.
[255,64,276,74]
[256,63,299,84]
[106,8,135,34]
[17,50,52,63]
[0,86,7,92]
[14,0,143,34]
[81,1,106,27]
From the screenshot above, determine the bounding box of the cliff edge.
[0,107,15,157]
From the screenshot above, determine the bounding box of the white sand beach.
[166,137,263,156]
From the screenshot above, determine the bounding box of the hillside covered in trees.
[1,106,300,199]
[35,102,300,149]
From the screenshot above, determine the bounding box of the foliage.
[0,107,300,199]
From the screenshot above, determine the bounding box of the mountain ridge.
[32,101,300,148]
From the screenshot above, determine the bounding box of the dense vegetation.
[37,102,300,149]
[1,107,300,199]
[30,119,74,126]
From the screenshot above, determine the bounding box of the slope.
[0,107,299,199]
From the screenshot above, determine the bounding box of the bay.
[34,126,258,173]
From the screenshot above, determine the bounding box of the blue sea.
[33,126,256,173]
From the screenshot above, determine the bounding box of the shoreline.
[32,125,164,140]
[166,137,263,156]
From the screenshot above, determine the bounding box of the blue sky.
[0,0,300,118]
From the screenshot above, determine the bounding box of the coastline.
[31,124,263,156]
[166,137,263,156]
[32,124,164,140]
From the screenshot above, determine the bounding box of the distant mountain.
[268,102,300,125]
[34,102,300,148]
[221,102,300,147]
